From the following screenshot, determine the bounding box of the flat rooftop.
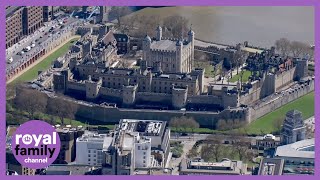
[275,138,315,159]
[119,119,166,136]
[150,39,177,51]
[46,165,100,175]
[258,158,284,175]
[180,159,245,175]
[6,6,22,18]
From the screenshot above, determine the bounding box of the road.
[170,140,196,175]
[6,15,82,75]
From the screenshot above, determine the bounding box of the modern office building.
[6,151,36,175]
[102,119,170,175]
[55,126,85,164]
[43,6,61,22]
[22,6,44,35]
[275,138,314,164]
[179,158,247,175]
[76,131,113,166]
[6,6,23,48]
[258,158,284,175]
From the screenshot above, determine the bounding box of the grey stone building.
[142,26,194,73]
[280,110,306,145]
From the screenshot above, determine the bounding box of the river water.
[133,6,314,48]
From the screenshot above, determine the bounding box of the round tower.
[122,85,138,107]
[188,28,195,70]
[156,25,162,41]
[172,85,188,110]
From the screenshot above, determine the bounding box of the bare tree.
[163,15,189,38]
[47,98,78,125]
[109,7,132,28]
[187,148,199,159]
[290,41,309,58]
[169,116,199,134]
[216,119,227,130]
[14,88,48,119]
[201,135,224,162]
[130,14,160,38]
[232,136,251,161]
[275,38,291,57]
[233,50,248,75]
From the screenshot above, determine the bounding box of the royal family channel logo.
[11,120,61,169]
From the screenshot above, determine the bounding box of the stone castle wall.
[248,80,314,122]
[48,79,313,129]
[188,95,222,105]
[136,92,171,104]
[73,103,249,127]
[67,81,86,91]
[275,66,296,91]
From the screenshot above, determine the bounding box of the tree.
[216,119,227,130]
[233,50,248,75]
[187,148,199,158]
[14,88,48,119]
[109,7,131,28]
[47,98,78,125]
[129,14,160,38]
[201,135,224,162]
[275,38,291,57]
[223,58,232,71]
[169,116,199,134]
[163,15,189,38]
[232,136,251,161]
[290,41,309,58]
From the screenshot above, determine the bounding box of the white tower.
[156,25,162,41]
[143,35,152,65]
[188,27,195,71]
[176,40,183,73]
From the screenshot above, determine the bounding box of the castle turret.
[176,40,183,73]
[53,69,71,93]
[260,72,276,98]
[156,25,162,41]
[221,86,239,109]
[143,35,152,65]
[295,58,308,81]
[82,40,92,58]
[172,85,188,110]
[85,76,102,101]
[122,84,138,107]
[188,28,195,71]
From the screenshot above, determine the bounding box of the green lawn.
[10,38,79,85]
[244,92,314,135]
[194,61,216,77]
[230,70,251,82]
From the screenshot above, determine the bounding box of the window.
[138,146,140,150]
